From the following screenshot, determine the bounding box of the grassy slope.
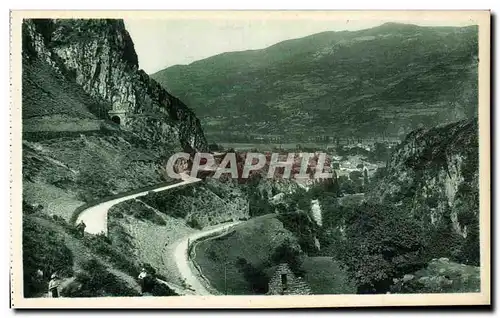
[152,23,478,141]
[193,214,354,295]
[108,199,197,285]
[23,214,142,297]
[22,57,168,220]
[300,256,356,294]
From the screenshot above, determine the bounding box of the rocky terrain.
[23,19,207,152]
[390,257,480,293]
[368,119,479,264]
[152,23,478,142]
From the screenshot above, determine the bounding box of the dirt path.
[76,173,201,235]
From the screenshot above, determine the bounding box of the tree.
[425,205,464,262]
[336,203,426,294]
[373,142,389,162]
[235,257,269,294]
[363,168,369,187]
[329,170,341,196]
[271,239,305,277]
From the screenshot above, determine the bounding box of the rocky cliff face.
[23,19,207,152]
[368,119,479,237]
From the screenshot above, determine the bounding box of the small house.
[266,263,312,295]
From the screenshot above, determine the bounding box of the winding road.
[75,173,241,295]
[173,221,241,295]
[76,173,201,235]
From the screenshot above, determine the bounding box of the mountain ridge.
[152,23,478,143]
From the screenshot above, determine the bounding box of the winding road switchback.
[173,221,242,295]
[74,172,243,296]
[76,173,201,235]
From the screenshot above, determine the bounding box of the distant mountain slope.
[152,23,478,142]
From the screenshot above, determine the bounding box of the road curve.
[173,221,241,295]
[76,173,201,235]
[74,172,242,296]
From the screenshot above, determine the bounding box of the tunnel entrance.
[111,116,121,125]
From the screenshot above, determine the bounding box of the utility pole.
[224,264,227,295]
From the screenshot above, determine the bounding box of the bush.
[208,143,224,152]
[335,203,427,294]
[140,186,195,219]
[270,239,305,277]
[23,217,74,297]
[83,234,138,278]
[134,205,166,226]
[150,281,178,296]
[277,212,317,255]
[246,181,274,217]
[64,259,140,297]
[235,257,269,294]
[186,217,203,230]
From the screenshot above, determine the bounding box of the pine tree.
[363,168,369,187]
[331,170,340,196]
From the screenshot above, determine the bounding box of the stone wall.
[267,263,311,295]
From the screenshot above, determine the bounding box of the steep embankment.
[21,19,209,298]
[333,119,480,293]
[23,19,207,152]
[368,119,479,260]
[257,120,480,294]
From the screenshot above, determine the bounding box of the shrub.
[277,212,317,255]
[23,217,74,297]
[335,203,427,294]
[140,186,194,219]
[64,259,140,297]
[186,216,203,230]
[83,234,138,278]
[235,257,269,294]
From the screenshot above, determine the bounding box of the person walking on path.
[76,220,86,238]
[138,268,149,294]
[48,273,61,298]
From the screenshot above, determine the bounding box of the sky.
[124,17,476,74]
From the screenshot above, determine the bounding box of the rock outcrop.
[368,119,479,237]
[390,257,480,293]
[22,19,207,153]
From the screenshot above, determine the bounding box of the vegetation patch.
[23,216,74,297]
[193,215,300,295]
[62,259,140,297]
